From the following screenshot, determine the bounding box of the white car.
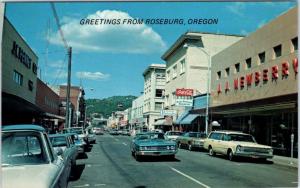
[204,130,273,161]
[164,131,184,141]
[2,124,68,188]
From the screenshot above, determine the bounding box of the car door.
[43,133,67,188]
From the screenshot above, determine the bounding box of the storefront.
[2,17,41,125]
[210,7,298,157]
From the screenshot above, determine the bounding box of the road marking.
[292,182,298,184]
[115,138,119,141]
[87,164,91,167]
[94,184,106,186]
[73,184,90,187]
[170,167,211,188]
[122,142,127,146]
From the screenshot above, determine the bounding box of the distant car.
[164,131,184,141]
[109,129,119,135]
[130,132,178,160]
[203,130,273,161]
[2,124,68,188]
[49,133,78,173]
[94,127,104,135]
[176,132,207,151]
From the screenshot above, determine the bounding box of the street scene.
[1,1,299,188]
[68,133,298,188]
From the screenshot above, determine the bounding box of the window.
[173,65,177,78]
[258,52,265,64]
[235,63,240,73]
[28,80,33,91]
[166,70,170,82]
[180,59,186,74]
[217,71,221,79]
[225,67,230,77]
[273,44,282,58]
[292,37,298,51]
[154,102,162,111]
[155,89,163,97]
[32,63,38,75]
[13,70,23,86]
[246,58,251,69]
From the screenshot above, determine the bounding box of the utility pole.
[65,47,72,128]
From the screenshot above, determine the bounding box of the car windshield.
[189,133,206,138]
[228,134,255,142]
[2,131,48,166]
[50,136,67,147]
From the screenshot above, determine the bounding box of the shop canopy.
[180,114,200,124]
[175,111,190,124]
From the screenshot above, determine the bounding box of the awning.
[44,112,65,120]
[154,119,165,125]
[154,119,172,126]
[180,114,199,124]
[175,110,190,124]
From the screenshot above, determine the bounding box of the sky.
[5,1,297,99]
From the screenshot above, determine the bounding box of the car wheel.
[208,146,215,156]
[228,150,234,161]
[188,144,193,151]
[135,153,141,161]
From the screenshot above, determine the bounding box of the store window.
[292,37,298,52]
[273,44,282,58]
[155,89,164,97]
[225,67,230,77]
[246,58,251,69]
[217,71,221,80]
[173,65,177,79]
[235,63,240,73]
[258,52,265,64]
[154,102,162,111]
[180,59,186,74]
[13,70,23,86]
[28,80,34,91]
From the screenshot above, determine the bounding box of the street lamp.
[183,43,211,135]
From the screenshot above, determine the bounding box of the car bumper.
[192,143,204,148]
[136,150,178,156]
[235,151,273,159]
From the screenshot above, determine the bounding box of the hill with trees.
[85,95,137,118]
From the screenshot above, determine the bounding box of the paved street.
[68,134,298,188]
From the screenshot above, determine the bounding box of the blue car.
[130,132,178,160]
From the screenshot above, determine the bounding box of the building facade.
[161,31,243,127]
[143,64,166,130]
[130,95,145,129]
[2,17,41,125]
[59,85,85,127]
[210,7,298,157]
[36,78,65,132]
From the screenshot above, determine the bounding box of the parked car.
[176,132,207,151]
[203,130,273,161]
[164,131,184,141]
[49,133,78,173]
[63,127,87,143]
[130,132,178,160]
[85,128,96,144]
[2,124,68,188]
[68,133,86,154]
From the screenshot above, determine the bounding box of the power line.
[50,3,68,49]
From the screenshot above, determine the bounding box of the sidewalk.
[271,155,298,168]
